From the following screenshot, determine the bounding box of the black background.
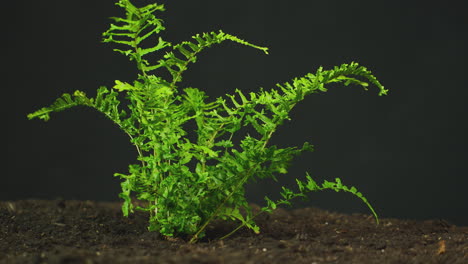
[5,0,468,225]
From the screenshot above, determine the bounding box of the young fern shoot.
[28,0,387,243]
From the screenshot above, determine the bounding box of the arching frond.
[27,91,93,121]
[159,30,268,87]
[27,88,127,132]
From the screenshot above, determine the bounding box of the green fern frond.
[160,30,268,87]
[102,1,268,87]
[27,91,93,121]
[102,0,170,75]
[227,170,379,241]
[297,173,379,223]
[27,88,127,133]
[277,62,387,100]
[215,62,385,144]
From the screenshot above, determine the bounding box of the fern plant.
[28,0,387,243]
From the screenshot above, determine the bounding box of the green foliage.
[28,0,387,243]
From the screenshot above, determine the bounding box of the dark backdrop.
[4,0,468,226]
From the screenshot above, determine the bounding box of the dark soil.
[1,200,466,264]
